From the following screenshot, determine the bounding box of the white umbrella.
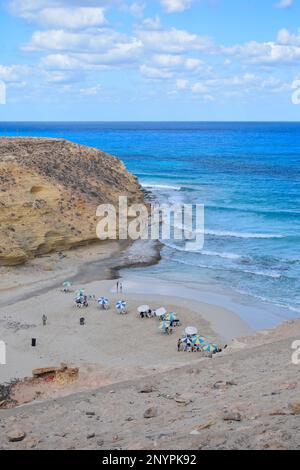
[155,307,167,317]
[138,305,150,313]
[185,326,198,336]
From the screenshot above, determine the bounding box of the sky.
[1,0,300,120]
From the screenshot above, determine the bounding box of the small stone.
[280,383,297,390]
[87,433,95,439]
[139,384,156,394]
[143,407,158,419]
[7,429,26,442]
[269,409,288,417]
[86,411,95,416]
[222,411,242,422]
[97,440,104,447]
[190,430,200,435]
[174,394,193,406]
[289,402,300,415]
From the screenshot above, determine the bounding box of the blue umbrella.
[98,297,109,306]
[180,336,192,344]
[116,300,127,310]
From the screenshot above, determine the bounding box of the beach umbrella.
[63,281,72,289]
[165,312,177,322]
[155,307,167,318]
[116,300,127,310]
[191,335,206,345]
[98,297,109,306]
[202,343,220,353]
[159,321,171,330]
[76,289,85,297]
[185,326,198,336]
[138,305,150,314]
[180,336,192,344]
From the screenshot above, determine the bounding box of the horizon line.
[0,120,300,124]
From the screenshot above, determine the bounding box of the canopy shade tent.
[185,326,198,336]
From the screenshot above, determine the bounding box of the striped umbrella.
[180,336,192,344]
[165,312,177,322]
[202,343,220,353]
[191,335,206,345]
[116,300,127,310]
[98,297,109,306]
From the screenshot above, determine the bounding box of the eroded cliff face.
[0,138,144,265]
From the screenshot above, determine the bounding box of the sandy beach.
[0,240,250,387]
[0,241,299,450]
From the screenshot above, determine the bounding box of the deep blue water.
[1,122,299,326]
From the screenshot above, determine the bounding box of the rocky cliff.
[0,138,144,265]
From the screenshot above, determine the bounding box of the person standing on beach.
[42,314,47,326]
[116,281,119,293]
[120,282,123,293]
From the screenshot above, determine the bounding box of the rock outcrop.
[0,138,144,265]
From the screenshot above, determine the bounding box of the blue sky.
[1,0,300,120]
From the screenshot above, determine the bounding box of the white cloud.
[160,0,194,13]
[5,1,296,106]
[276,0,293,8]
[23,28,129,52]
[142,16,162,30]
[191,82,208,93]
[0,64,30,82]
[224,40,300,65]
[185,57,203,70]
[152,54,182,67]
[136,27,213,53]
[277,27,300,45]
[176,78,189,89]
[140,64,173,78]
[30,7,107,29]
[79,84,102,95]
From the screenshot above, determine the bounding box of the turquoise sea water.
[1,122,299,328]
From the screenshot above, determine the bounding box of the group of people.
[75,294,89,308]
[139,309,155,319]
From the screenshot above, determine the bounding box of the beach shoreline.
[0,239,248,387]
[1,240,300,450]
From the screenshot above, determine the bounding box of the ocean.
[1,122,299,329]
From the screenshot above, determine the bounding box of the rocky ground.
[1,320,299,450]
